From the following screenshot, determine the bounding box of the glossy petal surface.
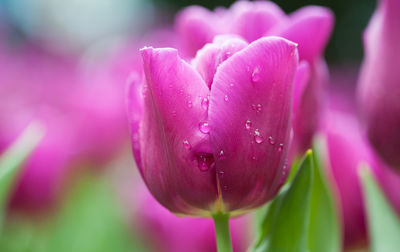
[208,37,298,212]
[140,47,217,215]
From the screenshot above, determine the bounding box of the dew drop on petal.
[278,143,284,152]
[171,110,177,117]
[201,97,209,110]
[199,122,210,134]
[256,104,262,112]
[196,153,215,172]
[142,85,148,97]
[229,83,234,87]
[245,120,252,130]
[218,150,225,160]
[187,100,193,108]
[218,171,225,178]
[183,140,191,150]
[224,95,229,102]
[251,66,261,83]
[268,136,275,145]
[254,129,264,144]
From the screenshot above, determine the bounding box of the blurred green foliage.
[0,173,148,252]
[359,166,400,252]
[154,0,376,64]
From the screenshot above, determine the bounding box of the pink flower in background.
[358,0,400,170]
[136,187,250,252]
[0,43,129,210]
[176,0,334,158]
[127,35,298,215]
[322,102,400,249]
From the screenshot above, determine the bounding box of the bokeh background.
[0,0,378,251]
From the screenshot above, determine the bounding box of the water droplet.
[282,163,288,176]
[187,100,193,108]
[256,104,262,112]
[199,122,210,134]
[252,156,257,161]
[278,143,284,152]
[196,153,215,172]
[218,171,225,178]
[251,66,261,83]
[268,136,275,145]
[254,129,264,144]
[218,150,225,160]
[201,97,209,110]
[183,140,191,150]
[224,95,229,102]
[229,83,234,87]
[142,85,148,97]
[245,120,252,130]
[171,110,177,117]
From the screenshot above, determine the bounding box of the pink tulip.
[358,0,400,169]
[176,0,334,157]
[322,103,400,249]
[127,35,298,215]
[135,187,250,252]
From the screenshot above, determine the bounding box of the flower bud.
[127,36,298,215]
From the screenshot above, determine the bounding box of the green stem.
[212,212,233,252]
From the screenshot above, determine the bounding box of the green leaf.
[252,150,314,252]
[309,135,341,252]
[359,165,400,252]
[45,173,148,252]
[0,122,44,229]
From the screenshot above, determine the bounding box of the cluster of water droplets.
[251,104,263,112]
[244,119,285,152]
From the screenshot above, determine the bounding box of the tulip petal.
[192,35,248,88]
[269,6,334,62]
[292,61,310,118]
[140,47,218,215]
[126,71,145,173]
[175,6,223,58]
[208,37,298,212]
[358,0,400,168]
[229,0,285,43]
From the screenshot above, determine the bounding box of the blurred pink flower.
[127,35,298,215]
[0,43,129,210]
[358,0,400,170]
[322,98,400,249]
[136,187,250,252]
[176,0,334,158]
